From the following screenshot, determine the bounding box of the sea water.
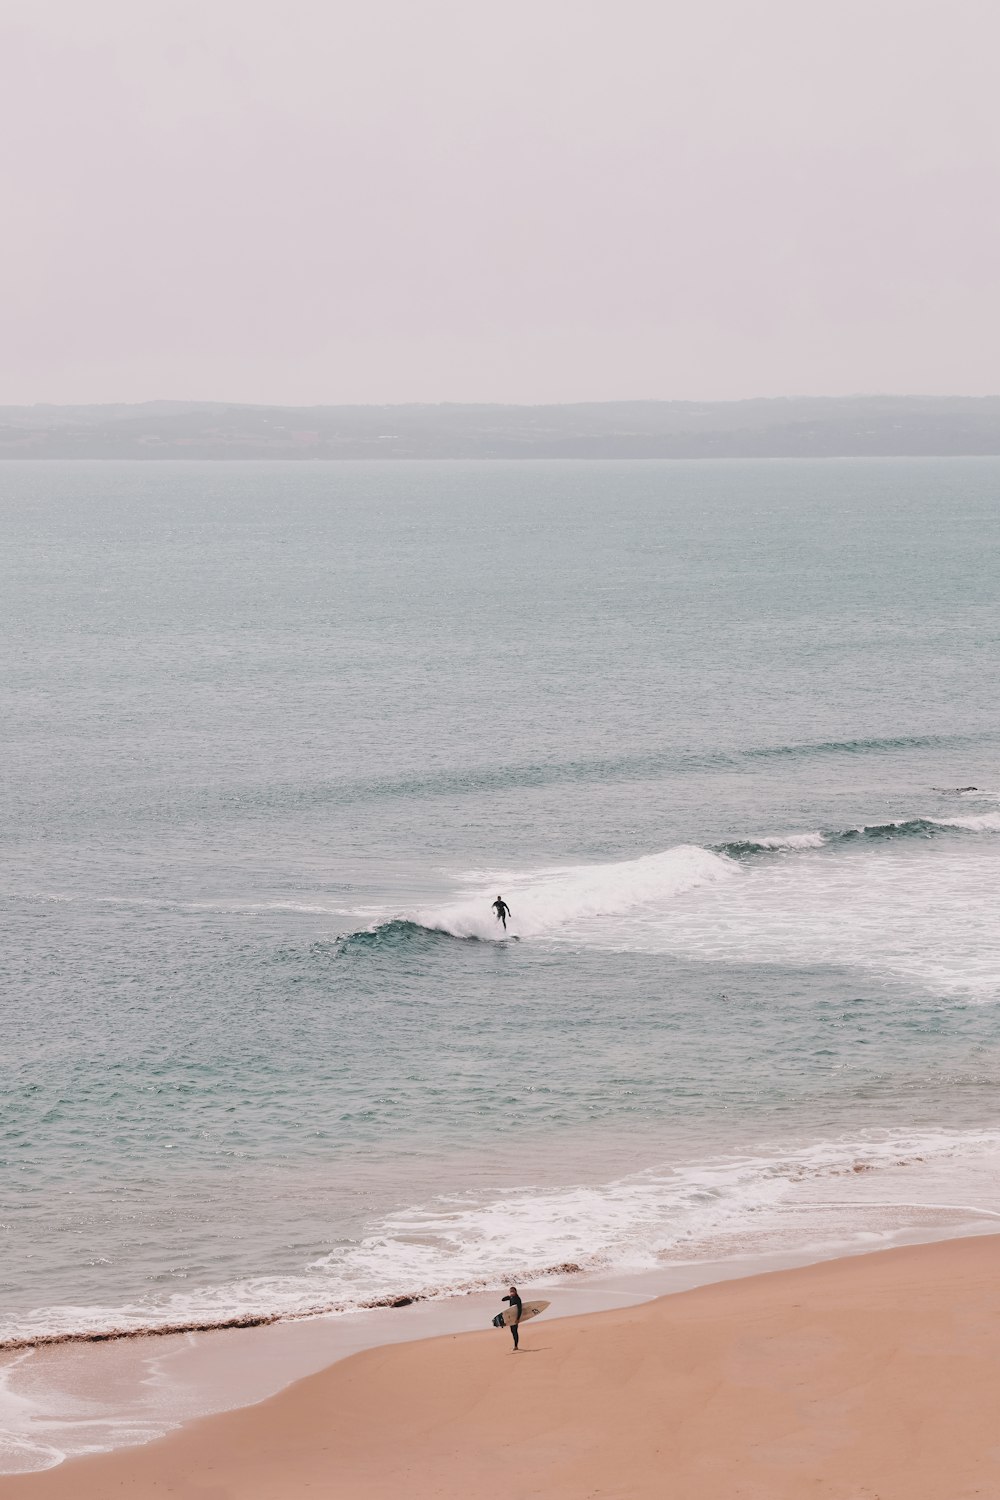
[2,457,1000,1464]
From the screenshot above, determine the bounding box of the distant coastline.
[4,395,1000,460]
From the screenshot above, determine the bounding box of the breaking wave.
[341,844,739,946]
[6,1128,1000,1351]
[721,831,829,855]
[340,810,1000,947]
[721,812,1000,858]
[337,919,459,953]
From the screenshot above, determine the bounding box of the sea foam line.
[6,1129,1000,1351]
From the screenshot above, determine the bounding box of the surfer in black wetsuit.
[501,1284,522,1349]
[492,896,511,931]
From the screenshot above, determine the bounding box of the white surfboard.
[492,1299,549,1328]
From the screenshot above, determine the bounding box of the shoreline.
[3,1231,1000,1498]
[3,1215,999,1483]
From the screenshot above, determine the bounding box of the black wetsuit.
[493,899,511,931]
[502,1291,522,1347]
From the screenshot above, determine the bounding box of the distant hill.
[3,397,1000,459]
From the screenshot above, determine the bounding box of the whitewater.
[341,808,1000,998]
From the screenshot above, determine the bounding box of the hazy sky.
[2,0,998,404]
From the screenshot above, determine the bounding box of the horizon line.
[6,392,1000,412]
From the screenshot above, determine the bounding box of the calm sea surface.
[3,458,1000,1373]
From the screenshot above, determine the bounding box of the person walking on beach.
[492,895,511,931]
[501,1284,522,1350]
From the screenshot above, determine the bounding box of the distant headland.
[3,395,1000,460]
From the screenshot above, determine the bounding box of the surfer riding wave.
[492,895,511,931]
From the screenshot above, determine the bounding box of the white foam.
[414,845,739,941]
[9,1128,1000,1350]
[571,839,1000,999]
[932,813,1000,833]
[747,831,826,849]
[416,830,1000,995]
[314,1129,1000,1296]
[0,1354,67,1473]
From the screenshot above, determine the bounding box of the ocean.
[3,456,1000,1467]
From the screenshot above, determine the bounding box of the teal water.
[3,459,1000,1377]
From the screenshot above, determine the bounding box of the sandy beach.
[4,1234,999,1499]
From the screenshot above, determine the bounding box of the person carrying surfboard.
[501,1285,522,1349]
[492,895,511,931]
[490,1291,548,1344]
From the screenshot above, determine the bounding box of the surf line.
[0,1262,585,1352]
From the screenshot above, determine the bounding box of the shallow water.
[2,457,1000,1463]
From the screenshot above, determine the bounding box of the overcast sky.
[2,0,998,405]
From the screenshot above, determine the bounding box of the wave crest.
[399,845,737,943]
[723,812,1000,858]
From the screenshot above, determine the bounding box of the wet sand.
[4,1234,1000,1499]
